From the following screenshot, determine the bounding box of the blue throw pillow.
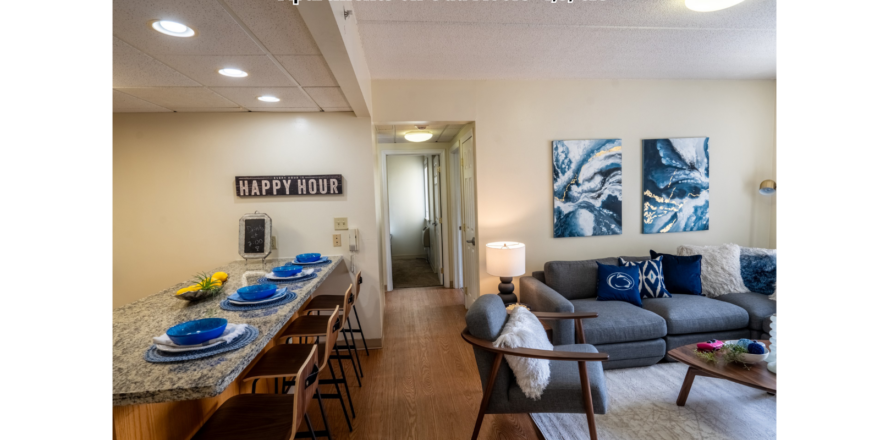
[649,251,702,295]
[619,256,671,299]
[740,247,776,295]
[596,262,642,307]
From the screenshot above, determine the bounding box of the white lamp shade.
[486,242,526,277]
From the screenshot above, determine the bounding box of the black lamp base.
[497,277,518,305]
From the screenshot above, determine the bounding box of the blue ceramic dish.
[166,318,228,346]
[296,253,321,263]
[273,265,302,277]
[237,284,278,301]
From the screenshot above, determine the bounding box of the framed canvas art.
[552,139,622,237]
[642,137,710,234]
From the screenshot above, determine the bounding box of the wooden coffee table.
[667,340,776,406]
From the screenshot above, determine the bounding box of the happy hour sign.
[235,175,343,197]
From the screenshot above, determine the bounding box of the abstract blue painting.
[553,139,622,237]
[642,137,709,234]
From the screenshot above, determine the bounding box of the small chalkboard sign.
[239,212,272,259]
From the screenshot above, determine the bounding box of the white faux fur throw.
[493,307,554,400]
[677,243,749,298]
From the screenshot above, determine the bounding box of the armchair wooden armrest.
[530,311,598,320]
[460,330,609,362]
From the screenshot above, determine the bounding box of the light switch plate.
[271,236,277,250]
[334,217,348,230]
[333,234,342,247]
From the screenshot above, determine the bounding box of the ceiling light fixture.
[258,96,280,103]
[151,20,195,37]
[404,126,432,142]
[218,68,248,78]
[685,0,745,12]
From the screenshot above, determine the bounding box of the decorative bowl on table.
[273,265,303,277]
[295,253,321,263]
[236,284,278,301]
[724,340,769,364]
[167,318,228,346]
[174,288,221,301]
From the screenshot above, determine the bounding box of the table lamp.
[486,242,525,305]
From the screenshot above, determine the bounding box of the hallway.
[307,287,543,440]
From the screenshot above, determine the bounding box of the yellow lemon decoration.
[211,272,228,282]
[176,285,200,295]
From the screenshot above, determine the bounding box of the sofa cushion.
[649,251,703,295]
[506,344,608,414]
[596,262,642,307]
[740,247,777,295]
[677,243,749,298]
[593,338,667,370]
[544,257,619,300]
[715,292,777,332]
[570,298,667,345]
[762,315,773,334]
[642,294,749,335]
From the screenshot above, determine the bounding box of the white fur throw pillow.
[493,307,554,400]
[677,243,749,298]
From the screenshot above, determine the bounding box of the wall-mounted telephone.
[349,228,359,252]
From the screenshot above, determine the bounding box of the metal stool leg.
[315,388,333,440]
[304,413,318,440]
[340,328,362,386]
[345,317,364,379]
[334,346,356,418]
[352,305,369,356]
[326,361,353,432]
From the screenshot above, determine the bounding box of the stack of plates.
[266,268,315,281]
[290,256,331,265]
[228,287,289,305]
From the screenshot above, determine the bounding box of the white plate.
[228,288,288,305]
[155,339,225,353]
[266,268,315,281]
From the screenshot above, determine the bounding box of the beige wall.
[372,80,777,296]
[113,112,384,340]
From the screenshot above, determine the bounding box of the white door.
[460,133,478,308]
[431,155,443,285]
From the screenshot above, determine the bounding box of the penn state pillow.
[596,263,642,307]
[619,256,671,299]
[649,251,702,295]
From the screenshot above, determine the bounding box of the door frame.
[448,145,464,289]
[380,149,450,291]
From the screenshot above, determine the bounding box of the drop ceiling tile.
[113,0,262,55]
[157,55,294,87]
[113,90,171,112]
[117,87,240,109]
[114,37,199,87]
[303,87,349,108]
[223,0,321,55]
[276,55,338,87]
[211,87,316,108]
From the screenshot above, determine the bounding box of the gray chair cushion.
[505,344,608,415]
[642,294,749,335]
[465,294,513,411]
[544,258,619,300]
[570,298,667,345]
[714,292,777,332]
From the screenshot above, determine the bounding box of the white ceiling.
[351,0,776,80]
[113,0,350,113]
[377,123,467,144]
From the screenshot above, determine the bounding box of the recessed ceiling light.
[685,0,745,12]
[218,68,248,78]
[404,126,432,142]
[151,20,195,37]
[258,96,280,103]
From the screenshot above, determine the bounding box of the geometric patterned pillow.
[619,256,672,299]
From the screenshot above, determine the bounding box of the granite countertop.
[112,256,342,407]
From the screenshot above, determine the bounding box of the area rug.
[531,362,776,440]
[391,257,442,288]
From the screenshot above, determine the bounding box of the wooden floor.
[302,287,544,440]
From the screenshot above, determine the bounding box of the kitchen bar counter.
[112,256,344,407]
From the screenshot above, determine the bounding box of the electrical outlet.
[333,234,342,247]
[271,236,277,250]
[334,217,348,230]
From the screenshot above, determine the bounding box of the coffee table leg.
[676,367,698,406]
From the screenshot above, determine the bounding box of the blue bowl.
[273,265,302,277]
[167,318,228,346]
[296,253,321,263]
[237,284,278,301]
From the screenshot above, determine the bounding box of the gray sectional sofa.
[520,256,776,370]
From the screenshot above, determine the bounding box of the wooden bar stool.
[303,271,366,379]
[278,286,357,427]
[191,344,322,440]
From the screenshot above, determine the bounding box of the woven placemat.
[144,325,259,363]
[257,272,317,286]
[219,290,297,311]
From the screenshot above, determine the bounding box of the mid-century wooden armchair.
[462,294,610,440]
